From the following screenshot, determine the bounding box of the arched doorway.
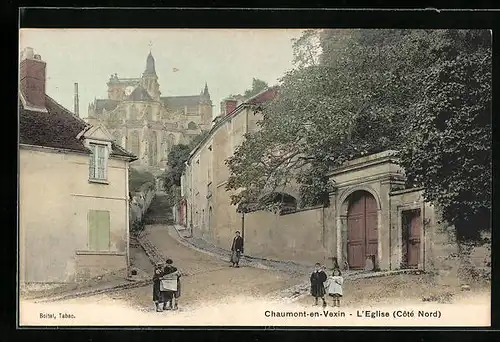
[260,192,298,214]
[346,190,378,269]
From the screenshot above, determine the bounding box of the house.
[19,47,137,284]
[180,86,282,244]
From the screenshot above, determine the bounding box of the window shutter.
[89,144,96,179]
[96,210,110,251]
[88,210,110,251]
[88,210,98,250]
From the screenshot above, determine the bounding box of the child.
[162,258,179,310]
[326,268,344,307]
[152,263,164,312]
[310,263,327,307]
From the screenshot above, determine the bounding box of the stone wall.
[244,206,327,265]
[75,252,127,280]
[129,182,156,227]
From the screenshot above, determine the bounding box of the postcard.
[18,26,491,327]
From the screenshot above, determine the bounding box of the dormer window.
[77,124,116,184]
[89,143,108,182]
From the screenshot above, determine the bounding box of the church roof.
[127,85,153,101]
[161,95,202,109]
[19,94,136,159]
[94,99,120,113]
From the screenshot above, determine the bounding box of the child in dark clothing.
[310,263,327,307]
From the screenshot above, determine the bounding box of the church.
[86,50,213,175]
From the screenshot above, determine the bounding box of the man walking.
[230,231,244,268]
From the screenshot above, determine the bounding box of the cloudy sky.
[19,29,304,118]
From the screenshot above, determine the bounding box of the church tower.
[199,81,213,128]
[141,49,161,101]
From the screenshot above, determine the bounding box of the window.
[88,210,110,251]
[89,143,108,181]
[188,121,197,130]
[129,131,140,156]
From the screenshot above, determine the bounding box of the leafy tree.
[164,144,192,190]
[399,30,492,240]
[226,29,492,241]
[162,130,209,206]
[243,78,269,98]
[226,29,416,209]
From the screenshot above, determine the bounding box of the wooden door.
[406,210,421,267]
[347,192,378,269]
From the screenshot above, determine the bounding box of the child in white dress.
[326,268,344,307]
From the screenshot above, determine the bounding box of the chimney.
[74,83,80,117]
[224,99,238,116]
[20,47,46,110]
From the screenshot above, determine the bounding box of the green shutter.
[88,210,98,250]
[96,210,110,251]
[88,210,110,251]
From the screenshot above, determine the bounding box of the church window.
[129,131,140,156]
[89,143,108,181]
[188,121,197,130]
[149,131,158,166]
[145,106,153,121]
[130,106,138,120]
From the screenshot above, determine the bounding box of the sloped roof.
[94,99,120,113]
[128,85,153,101]
[187,86,279,163]
[161,95,201,108]
[19,94,136,159]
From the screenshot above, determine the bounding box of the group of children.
[310,263,344,308]
[152,258,182,312]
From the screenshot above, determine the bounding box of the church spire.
[144,42,156,76]
[203,82,209,97]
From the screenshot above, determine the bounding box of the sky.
[19,29,304,118]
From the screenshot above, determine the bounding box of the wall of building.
[19,147,129,283]
[244,207,328,265]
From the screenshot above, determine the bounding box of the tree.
[399,30,492,240]
[226,29,417,209]
[243,78,269,98]
[162,131,209,206]
[226,29,492,241]
[129,168,155,192]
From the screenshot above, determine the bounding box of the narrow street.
[103,224,302,311]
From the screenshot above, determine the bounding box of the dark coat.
[310,270,327,298]
[231,236,244,252]
[161,265,180,300]
[152,267,164,302]
[163,265,178,275]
